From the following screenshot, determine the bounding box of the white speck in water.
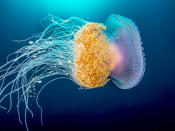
[37,80,42,84]
[58,61,62,65]
[29,41,34,44]
[50,71,53,74]
[62,20,68,23]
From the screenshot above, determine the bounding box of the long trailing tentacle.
[0,15,87,131]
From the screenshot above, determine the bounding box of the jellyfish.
[0,14,145,130]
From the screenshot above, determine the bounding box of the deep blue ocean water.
[0,0,175,130]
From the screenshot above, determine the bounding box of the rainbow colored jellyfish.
[0,14,145,130]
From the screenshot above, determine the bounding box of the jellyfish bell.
[72,14,145,89]
[104,14,145,89]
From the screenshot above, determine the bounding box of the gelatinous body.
[104,14,145,89]
[0,14,145,130]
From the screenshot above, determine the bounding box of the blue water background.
[0,0,175,130]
